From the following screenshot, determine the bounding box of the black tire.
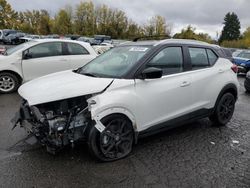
[209,93,235,126]
[0,72,20,94]
[88,114,134,162]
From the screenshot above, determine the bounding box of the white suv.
[13,39,239,161]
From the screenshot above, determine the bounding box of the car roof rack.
[132,35,171,42]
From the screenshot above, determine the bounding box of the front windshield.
[4,41,36,56]
[79,45,152,78]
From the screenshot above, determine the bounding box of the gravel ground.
[0,77,249,188]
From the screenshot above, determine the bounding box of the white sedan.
[0,39,97,93]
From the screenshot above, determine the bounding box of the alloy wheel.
[99,118,133,160]
[0,75,15,92]
[218,94,235,122]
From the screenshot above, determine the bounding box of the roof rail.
[154,38,210,46]
[132,35,170,42]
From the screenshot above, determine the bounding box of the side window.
[26,42,62,59]
[189,48,209,69]
[67,43,89,55]
[147,47,183,75]
[207,49,218,65]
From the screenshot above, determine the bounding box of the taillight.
[231,64,238,73]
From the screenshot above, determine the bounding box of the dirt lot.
[0,77,249,188]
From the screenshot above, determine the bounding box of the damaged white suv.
[13,39,239,161]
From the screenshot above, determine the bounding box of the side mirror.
[139,67,163,79]
[23,51,32,59]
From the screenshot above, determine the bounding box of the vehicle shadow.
[20,118,234,164]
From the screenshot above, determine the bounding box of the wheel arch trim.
[214,83,238,110]
[0,70,23,84]
[91,107,137,132]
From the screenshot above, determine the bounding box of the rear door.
[187,47,221,110]
[64,42,96,69]
[22,42,70,81]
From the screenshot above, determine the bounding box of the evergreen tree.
[219,12,241,43]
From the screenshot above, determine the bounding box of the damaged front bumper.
[12,98,92,154]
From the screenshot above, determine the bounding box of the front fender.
[91,106,137,131]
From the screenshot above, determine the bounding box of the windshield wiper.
[82,72,97,77]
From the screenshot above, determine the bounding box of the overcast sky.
[8,0,250,39]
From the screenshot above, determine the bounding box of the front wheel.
[0,72,20,94]
[209,93,236,126]
[88,114,134,162]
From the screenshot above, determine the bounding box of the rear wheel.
[0,72,20,94]
[209,93,235,126]
[88,114,134,162]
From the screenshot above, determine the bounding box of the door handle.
[180,81,191,87]
[218,69,224,73]
[60,59,67,61]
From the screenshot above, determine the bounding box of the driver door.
[134,46,193,131]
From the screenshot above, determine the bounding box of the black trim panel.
[138,108,213,138]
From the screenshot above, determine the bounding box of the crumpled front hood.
[18,70,114,105]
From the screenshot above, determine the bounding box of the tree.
[219,12,241,43]
[242,27,250,39]
[53,9,72,35]
[173,25,212,43]
[74,1,96,36]
[0,0,18,29]
[144,15,170,38]
[18,10,41,33]
[37,10,51,35]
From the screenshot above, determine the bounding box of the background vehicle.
[233,50,250,73]
[77,37,94,44]
[221,47,233,62]
[14,39,239,161]
[0,30,3,43]
[0,46,6,54]
[1,29,19,44]
[93,35,112,45]
[0,39,97,93]
[245,71,250,92]
[3,32,26,45]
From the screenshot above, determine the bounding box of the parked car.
[233,50,250,73]
[93,35,112,45]
[25,34,40,39]
[3,32,26,45]
[0,30,3,43]
[0,46,6,54]
[77,37,94,44]
[245,71,250,92]
[1,29,19,44]
[221,47,233,62]
[13,39,239,161]
[0,39,97,93]
[232,49,243,57]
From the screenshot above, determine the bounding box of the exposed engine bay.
[13,96,93,154]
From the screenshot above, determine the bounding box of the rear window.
[189,47,218,69]
[67,43,89,55]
